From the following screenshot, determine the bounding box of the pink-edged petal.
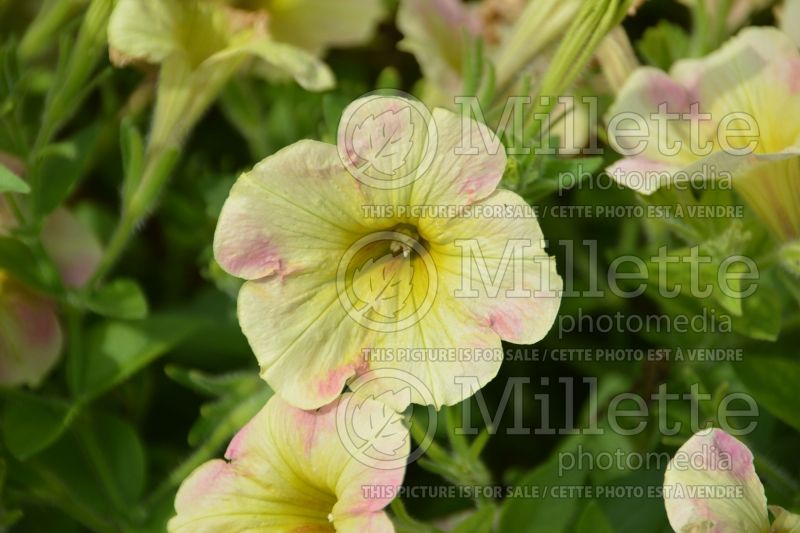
[0,280,62,387]
[214,140,371,281]
[397,0,481,100]
[41,209,103,288]
[169,394,407,533]
[410,107,507,207]
[671,27,800,153]
[605,157,683,195]
[337,95,432,200]
[607,67,704,168]
[424,189,562,344]
[237,271,372,410]
[608,29,800,240]
[663,428,769,533]
[356,291,506,410]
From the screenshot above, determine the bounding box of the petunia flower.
[168,393,408,532]
[396,0,618,150]
[0,273,62,387]
[397,0,581,104]
[606,28,800,243]
[214,95,562,410]
[0,199,102,387]
[664,428,800,532]
[228,0,386,57]
[108,0,334,152]
[396,0,484,106]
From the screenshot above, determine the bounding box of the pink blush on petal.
[486,308,523,340]
[217,231,285,280]
[316,360,367,400]
[712,429,755,480]
[175,460,233,509]
[781,58,800,93]
[225,417,257,461]
[459,173,498,203]
[647,74,692,114]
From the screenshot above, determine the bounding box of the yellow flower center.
[337,221,437,332]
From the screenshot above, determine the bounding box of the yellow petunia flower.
[229,0,386,57]
[664,428,800,532]
[606,27,800,243]
[0,198,102,386]
[108,0,334,151]
[168,393,408,532]
[214,95,562,411]
[396,0,582,105]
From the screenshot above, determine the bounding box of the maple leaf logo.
[351,252,414,320]
[351,107,415,177]
[350,391,410,458]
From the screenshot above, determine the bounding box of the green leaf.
[2,392,76,460]
[33,126,99,216]
[76,315,200,402]
[730,284,782,341]
[143,367,271,517]
[219,78,269,158]
[452,504,495,533]
[85,278,149,320]
[76,414,147,507]
[120,119,145,205]
[595,470,668,532]
[637,21,690,70]
[575,501,614,533]
[0,163,29,193]
[167,367,271,447]
[736,355,800,432]
[500,454,586,532]
[165,365,257,397]
[13,412,147,530]
[522,156,604,203]
[0,237,53,292]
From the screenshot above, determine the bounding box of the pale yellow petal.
[663,429,769,533]
[169,394,407,532]
[257,0,386,56]
[770,506,800,533]
[214,140,370,281]
[108,0,181,65]
[0,280,62,387]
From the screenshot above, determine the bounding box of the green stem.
[524,0,630,144]
[713,0,734,48]
[64,304,85,395]
[18,0,86,61]
[90,148,178,285]
[90,209,137,285]
[19,461,120,533]
[409,414,449,464]
[690,0,710,56]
